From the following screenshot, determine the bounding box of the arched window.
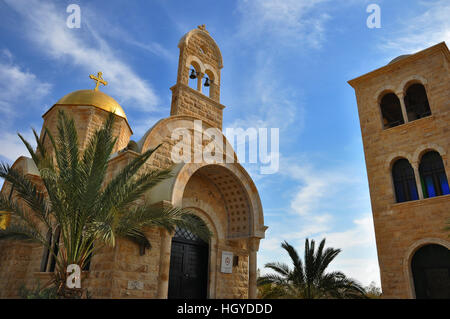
[419,151,450,198]
[392,159,419,203]
[404,83,431,121]
[203,69,215,99]
[380,93,404,129]
[188,63,200,91]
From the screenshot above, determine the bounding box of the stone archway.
[404,238,450,298]
[411,244,450,299]
[153,162,266,299]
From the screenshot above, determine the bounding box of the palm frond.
[264,262,291,277]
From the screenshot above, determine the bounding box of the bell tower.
[170,25,225,129]
[348,42,450,299]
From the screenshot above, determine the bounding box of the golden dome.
[55,89,127,120]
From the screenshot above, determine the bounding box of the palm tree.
[0,110,211,298]
[258,238,367,299]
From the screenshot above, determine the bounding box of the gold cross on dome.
[89,71,108,91]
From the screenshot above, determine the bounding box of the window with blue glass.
[392,159,419,203]
[419,151,450,198]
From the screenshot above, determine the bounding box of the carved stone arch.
[203,64,218,83]
[375,88,405,129]
[178,29,223,69]
[171,163,264,239]
[413,144,447,164]
[179,206,219,298]
[182,203,224,241]
[374,86,398,103]
[147,162,265,240]
[138,115,237,163]
[403,238,450,298]
[399,75,429,96]
[384,152,413,172]
[185,55,206,74]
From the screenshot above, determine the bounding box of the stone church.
[0,26,267,298]
[349,42,450,298]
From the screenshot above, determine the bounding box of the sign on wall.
[221,251,233,273]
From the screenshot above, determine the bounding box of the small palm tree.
[258,238,367,299]
[0,110,210,298]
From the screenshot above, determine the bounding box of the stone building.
[0,26,267,298]
[349,42,450,298]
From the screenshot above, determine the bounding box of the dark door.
[412,244,450,299]
[168,227,209,299]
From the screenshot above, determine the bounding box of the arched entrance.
[168,223,209,299]
[411,244,450,299]
[150,162,266,299]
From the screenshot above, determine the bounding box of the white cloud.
[281,156,368,216]
[0,131,36,162]
[259,214,381,287]
[0,50,51,119]
[4,0,160,111]
[257,156,380,287]
[381,0,450,54]
[322,215,380,286]
[226,57,302,131]
[237,0,331,48]
[323,215,376,250]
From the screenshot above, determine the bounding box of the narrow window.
[392,159,419,203]
[83,242,94,271]
[204,70,215,99]
[419,151,450,198]
[188,67,198,90]
[40,230,52,272]
[404,83,431,121]
[48,227,61,272]
[202,75,210,97]
[380,93,404,129]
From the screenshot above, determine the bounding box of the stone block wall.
[170,84,224,129]
[40,105,132,154]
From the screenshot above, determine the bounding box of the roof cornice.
[348,42,450,88]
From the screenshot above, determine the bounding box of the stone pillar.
[413,164,424,200]
[197,72,204,93]
[397,92,409,124]
[156,229,172,299]
[248,237,260,299]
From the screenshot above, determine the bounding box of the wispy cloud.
[4,0,160,111]
[225,54,304,136]
[258,155,379,286]
[260,213,380,286]
[0,131,36,162]
[80,8,177,63]
[236,0,331,48]
[322,215,380,286]
[381,0,450,53]
[281,156,369,216]
[0,49,51,121]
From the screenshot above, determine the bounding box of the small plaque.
[221,251,233,273]
[127,280,144,290]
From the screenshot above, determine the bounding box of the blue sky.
[1,0,449,288]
